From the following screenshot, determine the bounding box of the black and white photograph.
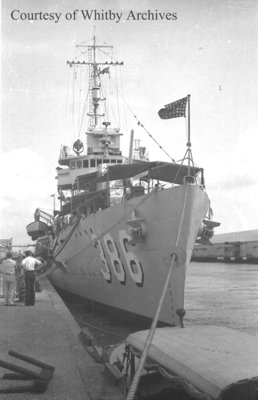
[1,0,258,399]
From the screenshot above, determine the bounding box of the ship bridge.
[57,125,123,190]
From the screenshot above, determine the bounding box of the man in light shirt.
[22,251,42,306]
[0,252,17,305]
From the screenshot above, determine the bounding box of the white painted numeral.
[103,233,126,284]
[91,232,112,283]
[118,230,144,287]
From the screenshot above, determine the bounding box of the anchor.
[0,350,55,394]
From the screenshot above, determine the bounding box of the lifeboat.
[26,221,49,241]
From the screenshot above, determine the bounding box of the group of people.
[0,250,43,306]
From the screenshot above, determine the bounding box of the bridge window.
[117,160,122,164]
[77,160,82,168]
[103,159,110,163]
[70,161,75,169]
[90,159,96,168]
[83,159,89,168]
[97,159,102,166]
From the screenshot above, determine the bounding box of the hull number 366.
[91,229,144,287]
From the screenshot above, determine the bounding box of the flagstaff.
[187,94,191,175]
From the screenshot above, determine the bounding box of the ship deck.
[0,277,123,400]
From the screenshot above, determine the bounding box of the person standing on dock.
[15,253,26,302]
[22,251,42,306]
[0,252,17,306]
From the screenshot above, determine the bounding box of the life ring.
[73,139,84,155]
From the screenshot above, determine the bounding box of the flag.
[98,67,110,75]
[158,96,187,119]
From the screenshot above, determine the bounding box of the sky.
[1,0,258,246]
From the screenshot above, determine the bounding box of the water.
[60,262,258,349]
[185,262,258,336]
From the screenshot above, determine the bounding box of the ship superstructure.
[57,36,124,200]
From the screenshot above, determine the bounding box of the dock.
[0,277,123,400]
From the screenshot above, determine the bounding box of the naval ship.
[26,35,219,326]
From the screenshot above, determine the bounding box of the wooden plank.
[126,325,258,399]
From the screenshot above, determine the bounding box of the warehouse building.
[0,238,12,261]
[192,230,258,263]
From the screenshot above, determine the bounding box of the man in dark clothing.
[15,253,25,302]
[21,251,42,306]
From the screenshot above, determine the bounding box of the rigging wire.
[77,64,83,138]
[100,76,109,123]
[64,65,73,145]
[97,47,113,57]
[94,44,124,128]
[72,65,81,139]
[77,90,90,138]
[73,46,92,136]
[115,66,121,127]
[101,73,120,127]
[109,76,176,163]
[102,70,128,134]
[136,119,176,163]
[119,65,129,134]
[75,66,90,138]
[72,65,76,141]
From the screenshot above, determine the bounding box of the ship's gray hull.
[49,184,209,325]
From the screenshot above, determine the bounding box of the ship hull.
[49,184,209,325]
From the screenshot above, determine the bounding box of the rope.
[168,282,175,325]
[126,184,189,400]
[54,215,82,258]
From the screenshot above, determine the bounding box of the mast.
[67,35,123,129]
